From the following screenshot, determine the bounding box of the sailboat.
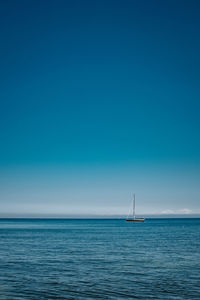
[126,194,145,222]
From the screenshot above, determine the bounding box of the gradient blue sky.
[0,0,200,216]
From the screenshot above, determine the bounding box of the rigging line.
[126,198,133,219]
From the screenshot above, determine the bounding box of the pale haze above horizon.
[0,0,200,217]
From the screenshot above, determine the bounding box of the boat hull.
[126,219,145,222]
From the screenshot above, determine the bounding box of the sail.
[133,194,136,219]
[126,194,145,222]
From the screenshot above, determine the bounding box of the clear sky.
[0,0,200,216]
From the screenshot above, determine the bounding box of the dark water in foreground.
[0,219,200,299]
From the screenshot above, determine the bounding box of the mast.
[133,194,136,219]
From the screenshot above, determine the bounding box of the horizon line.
[0,213,200,219]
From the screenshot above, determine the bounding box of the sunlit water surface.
[0,218,200,299]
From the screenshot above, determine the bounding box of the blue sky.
[0,0,200,216]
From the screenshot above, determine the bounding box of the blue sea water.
[0,218,199,299]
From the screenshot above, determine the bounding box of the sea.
[0,218,199,299]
